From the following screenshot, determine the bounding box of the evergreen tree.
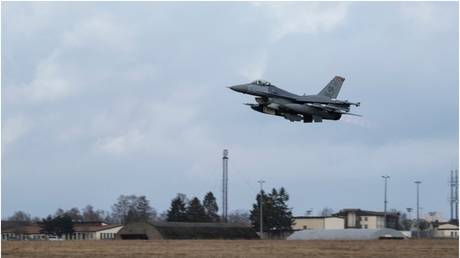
[186,197,207,222]
[203,192,219,222]
[249,187,293,232]
[40,214,74,238]
[166,194,188,222]
[65,207,83,222]
[271,187,294,231]
[134,195,155,222]
[249,190,273,231]
[40,215,55,235]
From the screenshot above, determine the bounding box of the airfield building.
[334,209,400,230]
[1,221,123,241]
[287,228,406,240]
[117,221,259,240]
[2,221,47,240]
[292,216,344,230]
[432,221,459,238]
[63,221,123,240]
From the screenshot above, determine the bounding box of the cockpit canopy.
[252,80,272,86]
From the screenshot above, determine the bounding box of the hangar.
[287,229,406,240]
[117,221,259,240]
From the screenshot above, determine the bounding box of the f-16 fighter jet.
[229,76,360,123]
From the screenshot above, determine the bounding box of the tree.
[40,215,55,235]
[270,187,294,231]
[415,219,430,231]
[228,210,250,225]
[203,192,219,222]
[111,195,156,224]
[167,194,188,222]
[134,196,156,222]
[112,195,137,224]
[8,211,32,222]
[40,214,74,238]
[319,207,334,216]
[249,187,294,232]
[186,197,207,222]
[249,190,272,231]
[54,208,65,217]
[65,207,83,222]
[398,212,413,230]
[82,205,106,221]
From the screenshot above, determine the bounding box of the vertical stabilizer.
[318,76,345,99]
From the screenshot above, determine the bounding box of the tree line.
[7,187,297,236]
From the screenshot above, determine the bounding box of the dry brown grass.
[2,239,458,258]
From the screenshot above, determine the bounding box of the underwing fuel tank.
[249,105,277,116]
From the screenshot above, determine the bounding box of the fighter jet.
[229,76,360,123]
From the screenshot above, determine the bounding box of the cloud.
[5,53,74,104]
[399,3,455,32]
[2,2,457,218]
[238,52,268,80]
[255,2,349,40]
[94,129,145,155]
[2,114,32,146]
[61,15,136,53]
[4,14,140,106]
[91,85,215,160]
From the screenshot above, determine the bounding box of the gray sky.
[2,2,458,219]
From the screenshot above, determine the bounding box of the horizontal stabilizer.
[338,111,362,117]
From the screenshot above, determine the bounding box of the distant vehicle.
[229,76,360,123]
[47,235,63,241]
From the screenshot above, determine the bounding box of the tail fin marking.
[318,76,345,99]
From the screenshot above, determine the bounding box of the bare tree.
[65,207,83,222]
[54,208,65,217]
[8,211,32,222]
[228,210,250,225]
[319,207,334,216]
[111,195,156,224]
[82,205,106,221]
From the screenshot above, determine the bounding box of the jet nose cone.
[229,84,248,93]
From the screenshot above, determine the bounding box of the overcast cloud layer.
[2,2,458,219]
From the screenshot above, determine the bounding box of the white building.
[432,222,459,238]
[2,221,123,240]
[293,216,344,230]
[64,222,123,240]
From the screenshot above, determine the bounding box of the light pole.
[414,181,422,227]
[382,175,390,228]
[258,180,265,239]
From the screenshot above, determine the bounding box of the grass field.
[2,239,458,258]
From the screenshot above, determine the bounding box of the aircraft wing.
[306,103,362,116]
[306,103,349,112]
[282,95,360,107]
